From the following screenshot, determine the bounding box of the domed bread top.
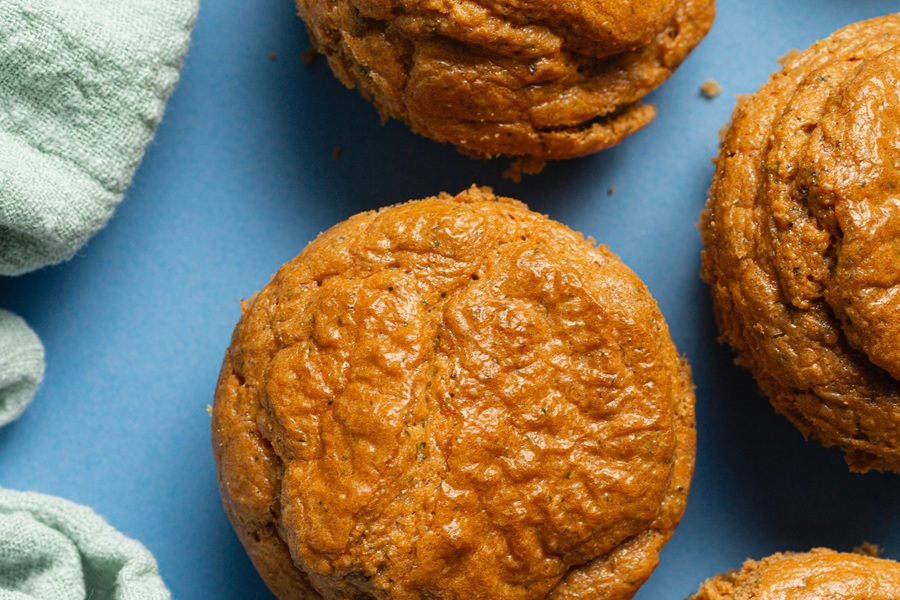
[295,0,714,174]
[700,15,900,473]
[689,548,900,600]
[212,187,695,599]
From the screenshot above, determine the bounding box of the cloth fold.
[0,0,198,423]
[0,0,198,275]
[0,488,171,599]
[0,309,44,428]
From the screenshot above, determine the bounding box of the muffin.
[295,0,715,176]
[689,547,900,599]
[700,15,900,472]
[212,187,696,599]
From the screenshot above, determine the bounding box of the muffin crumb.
[855,542,883,557]
[301,46,317,65]
[503,156,546,182]
[700,79,722,98]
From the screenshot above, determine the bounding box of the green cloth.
[0,488,170,599]
[0,2,197,593]
[0,309,44,428]
[0,0,198,423]
[0,0,198,276]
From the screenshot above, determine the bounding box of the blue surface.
[2,1,900,598]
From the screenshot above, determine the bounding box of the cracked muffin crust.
[212,187,696,599]
[689,548,900,600]
[294,0,714,175]
[700,15,900,473]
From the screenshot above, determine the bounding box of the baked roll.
[701,15,900,472]
[295,0,714,175]
[213,187,696,599]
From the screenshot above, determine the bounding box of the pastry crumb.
[854,542,883,557]
[332,146,343,159]
[607,186,616,195]
[269,52,278,62]
[503,156,546,182]
[301,46,318,65]
[701,79,722,98]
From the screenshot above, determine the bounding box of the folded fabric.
[0,309,44,428]
[0,0,198,424]
[0,0,198,276]
[0,488,170,599]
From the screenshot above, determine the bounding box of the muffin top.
[295,0,714,171]
[700,15,900,472]
[212,187,695,599]
[690,548,900,600]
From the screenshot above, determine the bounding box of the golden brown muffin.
[700,15,900,473]
[689,548,900,600]
[212,187,696,599]
[295,0,714,176]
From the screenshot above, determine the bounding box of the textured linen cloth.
[0,309,44,428]
[0,488,171,599]
[0,0,198,275]
[0,0,198,423]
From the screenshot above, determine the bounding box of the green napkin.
[0,488,170,599]
[0,0,198,424]
[0,310,44,428]
[0,0,198,276]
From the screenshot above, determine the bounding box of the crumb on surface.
[302,46,318,65]
[332,146,343,159]
[503,156,546,182]
[700,79,722,98]
[855,542,883,557]
[270,52,278,61]
[607,186,616,195]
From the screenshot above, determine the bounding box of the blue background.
[2,0,899,597]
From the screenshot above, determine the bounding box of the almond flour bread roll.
[212,187,696,599]
[689,548,900,600]
[294,0,714,175]
[700,15,900,473]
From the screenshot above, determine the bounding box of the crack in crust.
[701,15,900,472]
[213,187,695,599]
[295,0,714,170]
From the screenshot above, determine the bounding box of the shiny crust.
[700,15,900,472]
[689,548,900,599]
[294,0,714,166]
[213,187,695,599]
